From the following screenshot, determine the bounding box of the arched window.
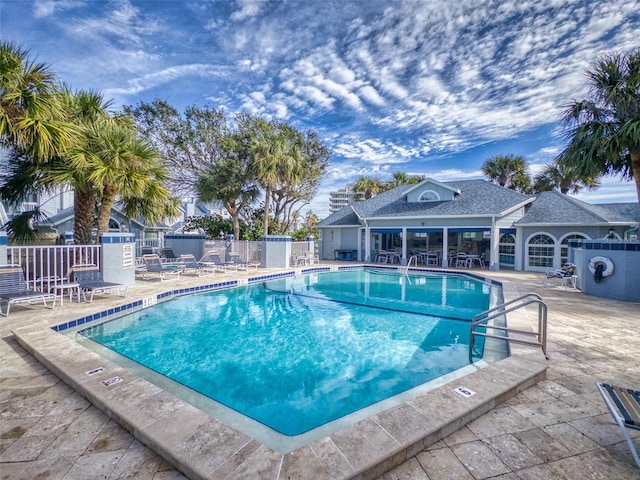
[499,233,516,267]
[560,233,588,265]
[527,234,555,269]
[418,190,440,202]
[108,218,121,232]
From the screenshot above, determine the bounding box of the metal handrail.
[469,292,548,363]
[405,255,418,275]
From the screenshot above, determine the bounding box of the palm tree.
[533,158,600,194]
[559,48,640,203]
[385,172,425,190]
[74,118,178,237]
[482,154,531,192]
[0,88,108,243]
[352,175,384,199]
[250,121,303,235]
[0,41,77,161]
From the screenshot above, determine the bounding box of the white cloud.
[231,0,262,21]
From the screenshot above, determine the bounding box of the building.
[316,178,640,272]
[329,187,365,213]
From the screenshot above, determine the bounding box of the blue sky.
[2,0,639,217]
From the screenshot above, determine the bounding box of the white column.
[490,218,500,271]
[401,227,407,265]
[441,227,449,267]
[514,228,523,271]
[364,227,371,262]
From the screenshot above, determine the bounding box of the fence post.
[100,233,136,286]
[0,231,7,264]
[261,235,292,268]
[307,235,315,256]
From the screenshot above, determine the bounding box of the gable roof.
[515,191,637,226]
[403,177,461,196]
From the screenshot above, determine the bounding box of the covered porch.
[362,226,517,270]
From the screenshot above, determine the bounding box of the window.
[560,234,587,265]
[418,190,440,202]
[499,234,515,266]
[527,234,555,268]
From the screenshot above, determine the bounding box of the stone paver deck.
[1,266,639,479]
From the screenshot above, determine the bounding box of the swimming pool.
[77,269,504,438]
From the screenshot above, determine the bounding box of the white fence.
[204,240,261,263]
[7,244,102,290]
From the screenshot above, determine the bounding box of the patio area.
[1,266,638,479]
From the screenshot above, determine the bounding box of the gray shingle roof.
[515,191,637,225]
[594,202,640,223]
[318,180,639,228]
[316,205,361,227]
[318,179,532,227]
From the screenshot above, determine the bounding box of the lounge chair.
[199,250,238,272]
[70,264,128,302]
[228,253,259,270]
[178,254,216,276]
[141,254,184,281]
[160,247,179,263]
[0,264,56,316]
[543,263,576,287]
[596,382,640,467]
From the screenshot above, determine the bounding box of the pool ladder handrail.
[405,255,418,275]
[469,292,548,363]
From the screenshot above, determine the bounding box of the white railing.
[136,238,163,256]
[203,240,261,263]
[7,244,102,290]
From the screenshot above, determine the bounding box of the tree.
[482,154,531,193]
[124,100,227,196]
[196,129,260,240]
[269,126,330,234]
[250,120,303,235]
[533,158,600,194]
[352,176,384,199]
[73,118,178,237]
[0,41,77,161]
[385,172,424,190]
[0,88,110,244]
[559,48,640,203]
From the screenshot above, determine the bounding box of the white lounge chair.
[141,254,184,281]
[70,264,128,302]
[0,265,56,316]
[179,254,216,276]
[596,382,640,467]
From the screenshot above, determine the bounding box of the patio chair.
[160,247,179,263]
[141,254,184,281]
[375,250,389,264]
[543,263,576,287]
[0,264,56,316]
[199,250,238,272]
[178,254,215,276]
[227,253,259,270]
[455,253,468,268]
[596,382,640,468]
[70,264,128,302]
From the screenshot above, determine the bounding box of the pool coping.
[12,265,548,480]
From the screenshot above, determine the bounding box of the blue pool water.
[79,269,500,436]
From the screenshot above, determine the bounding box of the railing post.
[0,232,7,264]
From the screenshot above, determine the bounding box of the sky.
[2,0,639,217]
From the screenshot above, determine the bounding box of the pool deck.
[1,264,639,479]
